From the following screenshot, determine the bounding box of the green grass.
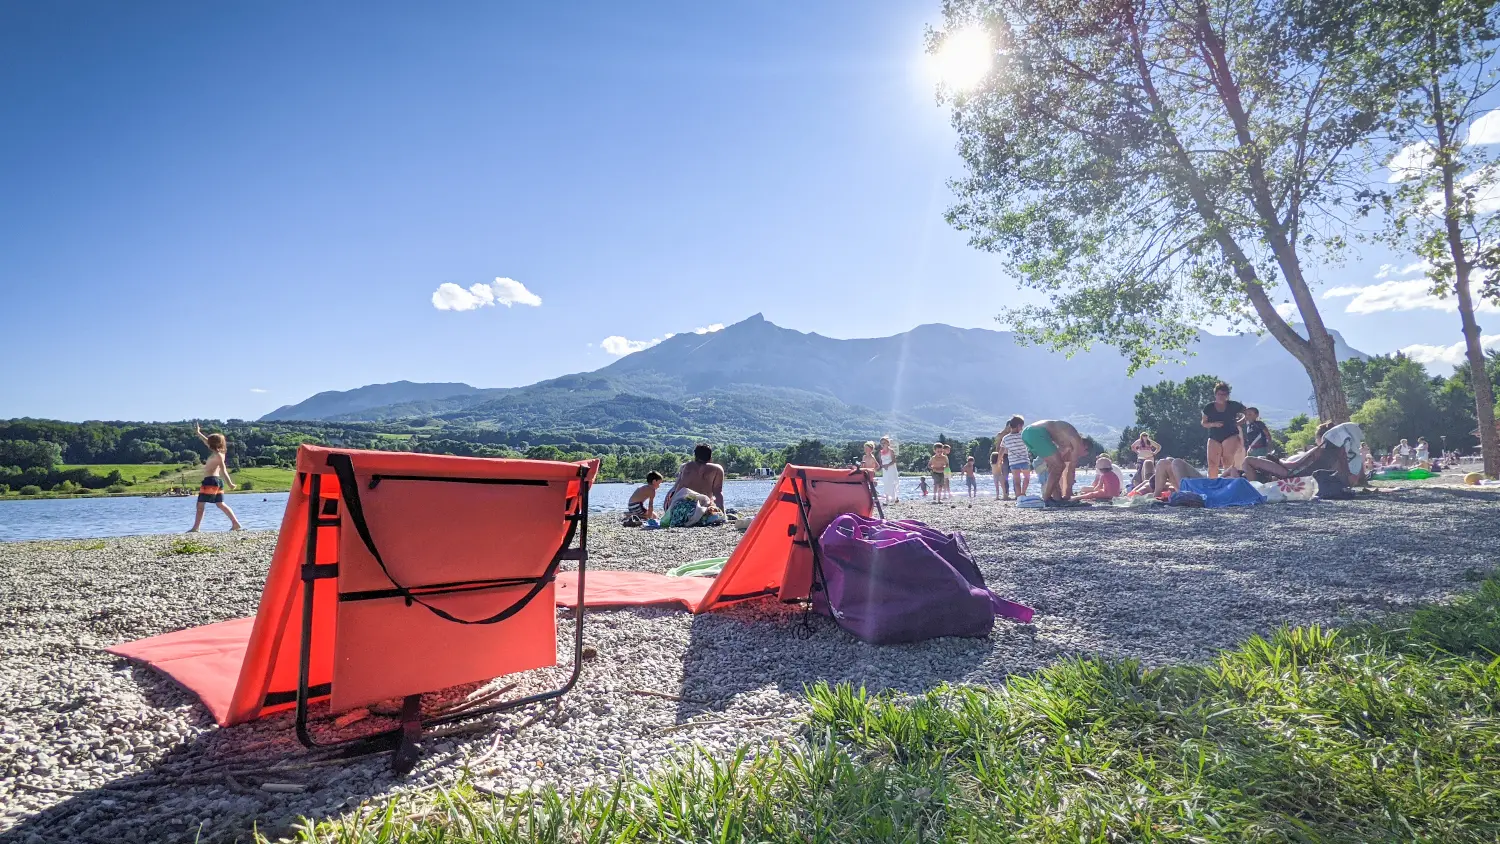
[50,463,296,495]
[280,575,1500,843]
[166,538,215,555]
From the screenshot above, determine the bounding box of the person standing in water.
[990,430,1010,500]
[1000,416,1033,498]
[189,423,243,532]
[1201,382,1247,478]
[877,436,901,504]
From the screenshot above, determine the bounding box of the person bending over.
[1021,419,1086,504]
[1202,381,1246,478]
[626,471,663,523]
[664,443,725,510]
[189,423,243,532]
[1076,455,1124,501]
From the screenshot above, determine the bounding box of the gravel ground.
[2,482,1497,843]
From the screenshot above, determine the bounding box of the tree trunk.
[1191,4,1349,422]
[1429,56,1500,478]
[1307,343,1351,424]
[1455,277,1500,477]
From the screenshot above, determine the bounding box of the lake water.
[0,473,1098,542]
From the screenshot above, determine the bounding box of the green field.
[0,463,300,498]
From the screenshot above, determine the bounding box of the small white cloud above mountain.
[431,277,542,311]
[601,336,661,356]
[598,324,726,356]
[1400,335,1500,369]
[1274,302,1297,320]
[250,388,268,393]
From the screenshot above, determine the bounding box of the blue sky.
[0,1,1487,422]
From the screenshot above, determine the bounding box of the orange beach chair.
[111,445,597,773]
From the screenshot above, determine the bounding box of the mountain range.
[262,314,1366,444]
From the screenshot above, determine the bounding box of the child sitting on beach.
[189,424,243,532]
[1075,456,1124,501]
[624,471,663,526]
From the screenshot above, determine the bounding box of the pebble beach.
[2,483,1497,843]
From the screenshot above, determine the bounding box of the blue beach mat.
[1178,477,1265,508]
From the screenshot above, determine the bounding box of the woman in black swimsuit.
[1201,381,1246,478]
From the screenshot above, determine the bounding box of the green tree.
[1341,355,1409,409]
[932,0,1386,422]
[1352,0,1500,476]
[1352,357,1441,449]
[0,439,63,470]
[1125,375,1224,462]
[783,439,836,468]
[1281,415,1320,453]
[123,439,174,463]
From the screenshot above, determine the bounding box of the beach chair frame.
[786,467,879,623]
[290,455,591,773]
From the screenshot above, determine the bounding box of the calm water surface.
[0,474,1096,542]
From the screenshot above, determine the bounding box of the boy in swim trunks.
[928,443,948,502]
[1021,419,1086,505]
[625,471,663,524]
[189,424,243,532]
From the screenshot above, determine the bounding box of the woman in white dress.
[877,436,900,503]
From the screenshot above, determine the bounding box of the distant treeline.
[0,418,1059,493]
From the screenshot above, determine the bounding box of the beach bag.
[1311,470,1355,500]
[1167,491,1205,507]
[1274,476,1317,502]
[815,514,1032,644]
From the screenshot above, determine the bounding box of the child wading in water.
[189,424,243,532]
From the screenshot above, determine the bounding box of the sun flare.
[933,26,993,92]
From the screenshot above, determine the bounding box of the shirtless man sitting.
[664,443,726,510]
[1020,419,1087,505]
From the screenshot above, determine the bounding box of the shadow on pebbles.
[1,485,1496,842]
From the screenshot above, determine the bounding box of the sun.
[933,25,994,92]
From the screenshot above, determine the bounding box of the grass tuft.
[279,572,1500,843]
[166,538,215,556]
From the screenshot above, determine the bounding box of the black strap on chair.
[790,470,831,638]
[325,452,572,626]
[292,456,592,772]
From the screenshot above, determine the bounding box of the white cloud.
[1323,276,1500,314]
[598,324,726,356]
[1468,110,1500,145]
[1274,302,1297,320]
[431,277,542,311]
[1388,141,1434,182]
[249,388,268,394]
[1400,334,1500,369]
[600,335,661,356]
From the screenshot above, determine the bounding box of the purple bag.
[814,514,1034,645]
